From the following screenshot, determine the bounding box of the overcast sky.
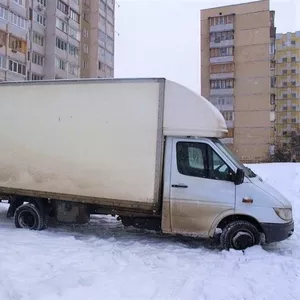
[114,0,299,94]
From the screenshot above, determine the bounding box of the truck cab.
[162,136,294,250]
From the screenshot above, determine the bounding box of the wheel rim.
[18,211,36,229]
[232,230,255,250]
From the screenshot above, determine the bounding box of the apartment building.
[201,0,276,163]
[275,31,300,144]
[0,0,114,81]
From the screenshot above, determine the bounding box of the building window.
[106,36,114,52]
[37,0,47,6]
[222,111,233,121]
[210,31,234,42]
[210,47,233,58]
[57,0,68,14]
[9,36,26,53]
[68,63,79,76]
[282,69,287,75]
[105,50,113,64]
[83,28,88,38]
[34,12,46,26]
[107,7,114,18]
[291,40,296,45]
[69,44,79,57]
[282,131,287,136]
[291,69,296,74]
[83,60,88,68]
[209,15,234,26]
[83,44,88,53]
[291,81,296,86]
[55,57,66,70]
[282,106,287,111]
[9,11,27,29]
[270,94,275,105]
[32,52,44,66]
[70,9,79,23]
[282,82,287,87]
[56,18,68,33]
[56,37,67,51]
[291,57,296,62]
[210,63,234,74]
[292,105,297,111]
[0,55,7,69]
[283,94,287,98]
[292,93,297,98]
[31,73,44,80]
[291,118,297,123]
[210,79,234,89]
[69,26,80,40]
[13,0,24,6]
[8,59,26,75]
[83,12,89,22]
[282,57,287,63]
[271,76,276,87]
[100,0,106,11]
[33,32,44,46]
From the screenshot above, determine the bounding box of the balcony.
[210,23,234,33]
[210,72,234,80]
[210,88,234,96]
[210,39,234,48]
[210,56,234,64]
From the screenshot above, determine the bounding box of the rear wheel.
[220,220,260,250]
[14,203,47,230]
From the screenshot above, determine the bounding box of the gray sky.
[114,0,299,94]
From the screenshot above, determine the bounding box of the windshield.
[213,139,257,178]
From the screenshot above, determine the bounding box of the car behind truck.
[0,78,294,250]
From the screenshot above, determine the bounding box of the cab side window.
[176,141,233,181]
[176,142,207,178]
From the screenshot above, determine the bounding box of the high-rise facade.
[0,0,114,81]
[201,0,276,163]
[275,31,300,144]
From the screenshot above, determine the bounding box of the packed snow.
[0,163,299,300]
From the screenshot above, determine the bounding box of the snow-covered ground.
[0,163,299,300]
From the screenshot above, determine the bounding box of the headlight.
[274,208,293,221]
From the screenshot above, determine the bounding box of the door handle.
[172,184,188,188]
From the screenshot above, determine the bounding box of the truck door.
[169,138,235,237]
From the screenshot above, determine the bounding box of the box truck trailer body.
[0,78,294,250]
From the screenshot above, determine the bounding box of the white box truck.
[0,78,294,250]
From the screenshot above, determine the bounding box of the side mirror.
[234,168,244,185]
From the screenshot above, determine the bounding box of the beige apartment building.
[201,0,276,163]
[275,31,300,146]
[0,0,114,81]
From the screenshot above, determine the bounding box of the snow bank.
[0,163,299,300]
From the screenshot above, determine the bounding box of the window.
[98,47,105,61]
[31,73,44,80]
[292,93,297,98]
[282,118,287,123]
[33,32,44,46]
[271,76,276,87]
[99,0,106,11]
[56,18,68,33]
[210,79,234,89]
[57,0,68,14]
[107,7,114,18]
[282,106,287,111]
[55,57,66,70]
[176,142,207,178]
[0,55,7,69]
[34,12,46,26]
[176,142,233,181]
[32,52,44,66]
[13,0,24,6]
[222,111,233,121]
[69,26,80,40]
[291,40,296,45]
[83,28,88,38]
[99,30,106,42]
[282,57,287,63]
[83,60,88,68]
[70,9,79,23]
[291,118,297,123]
[291,57,296,62]
[69,44,78,57]
[283,93,287,98]
[9,36,26,53]
[282,131,287,136]
[210,63,234,74]
[210,47,233,58]
[8,59,26,75]
[209,15,234,26]
[282,81,287,87]
[106,22,114,36]
[83,12,89,22]
[10,11,27,29]
[68,63,79,76]
[105,50,113,64]
[56,37,67,51]
[291,81,296,87]
[98,61,104,71]
[210,31,234,42]
[282,69,287,74]
[37,0,47,6]
[83,44,88,53]
[291,69,296,74]
[292,105,296,111]
[106,36,113,52]
[270,94,275,105]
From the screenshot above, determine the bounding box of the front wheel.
[220,220,260,250]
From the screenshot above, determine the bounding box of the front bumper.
[261,220,294,243]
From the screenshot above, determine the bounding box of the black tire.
[14,203,47,230]
[220,220,260,250]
